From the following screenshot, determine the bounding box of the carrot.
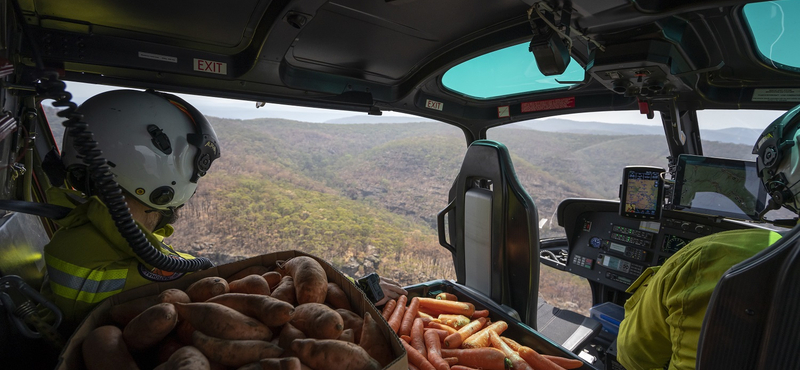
[440,348,509,370]
[436,314,471,329]
[461,320,507,348]
[435,292,458,301]
[501,336,521,351]
[543,354,584,369]
[489,331,532,370]
[402,337,436,370]
[381,298,397,320]
[427,322,457,335]
[443,317,486,349]
[411,318,427,356]
[418,298,474,317]
[400,296,420,336]
[518,346,568,370]
[387,295,408,333]
[424,328,450,342]
[471,310,490,319]
[424,329,449,370]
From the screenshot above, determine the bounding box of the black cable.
[37,72,212,272]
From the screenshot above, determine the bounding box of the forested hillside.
[46,109,755,315]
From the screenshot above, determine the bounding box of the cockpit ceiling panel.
[289,0,529,81]
[26,0,266,48]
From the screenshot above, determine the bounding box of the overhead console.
[588,40,695,101]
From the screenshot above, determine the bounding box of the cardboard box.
[56,250,408,370]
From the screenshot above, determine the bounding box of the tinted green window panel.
[441,43,585,99]
[743,0,800,70]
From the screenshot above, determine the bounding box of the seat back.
[696,225,800,369]
[438,140,540,327]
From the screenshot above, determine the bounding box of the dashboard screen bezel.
[672,154,766,220]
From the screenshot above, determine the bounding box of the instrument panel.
[558,199,764,292]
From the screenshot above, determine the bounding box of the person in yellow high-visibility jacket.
[617,103,800,370]
[41,89,220,327]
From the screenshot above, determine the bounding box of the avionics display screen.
[673,155,766,220]
[620,167,665,220]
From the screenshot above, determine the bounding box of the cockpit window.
[743,0,800,71]
[441,42,585,99]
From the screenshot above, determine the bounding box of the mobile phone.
[356,272,385,304]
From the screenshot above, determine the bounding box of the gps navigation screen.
[620,167,664,220]
[673,155,766,220]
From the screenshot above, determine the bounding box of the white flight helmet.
[753,103,800,214]
[61,89,220,211]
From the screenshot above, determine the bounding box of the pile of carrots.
[381,292,584,370]
[80,256,393,370]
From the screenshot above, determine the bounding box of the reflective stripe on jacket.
[42,187,194,324]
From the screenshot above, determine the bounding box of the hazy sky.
[61,81,785,130]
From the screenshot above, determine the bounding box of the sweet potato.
[229,265,271,281]
[236,357,302,370]
[123,302,179,351]
[164,345,211,370]
[82,325,140,370]
[174,302,272,340]
[337,308,364,343]
[192,330,283,368]
[290,303,344,339]
[229,274,272,295]
[110,288,190,326]
[186,277,230,302]
[262,271,283,290]
[208,293,295,327]
[157,335,185,364]
[271,276,297,306]
[176,319,196,345]
[359,312,394,367]
[276,256,327,304]
[339,328,355,342]
[278,322,306,357]
[325,282,353,311]
[292,338,381,370]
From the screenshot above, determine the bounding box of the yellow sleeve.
[617,266,673,370]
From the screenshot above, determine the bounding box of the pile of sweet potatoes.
[382,292,585,370]
[81,256,394,370]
